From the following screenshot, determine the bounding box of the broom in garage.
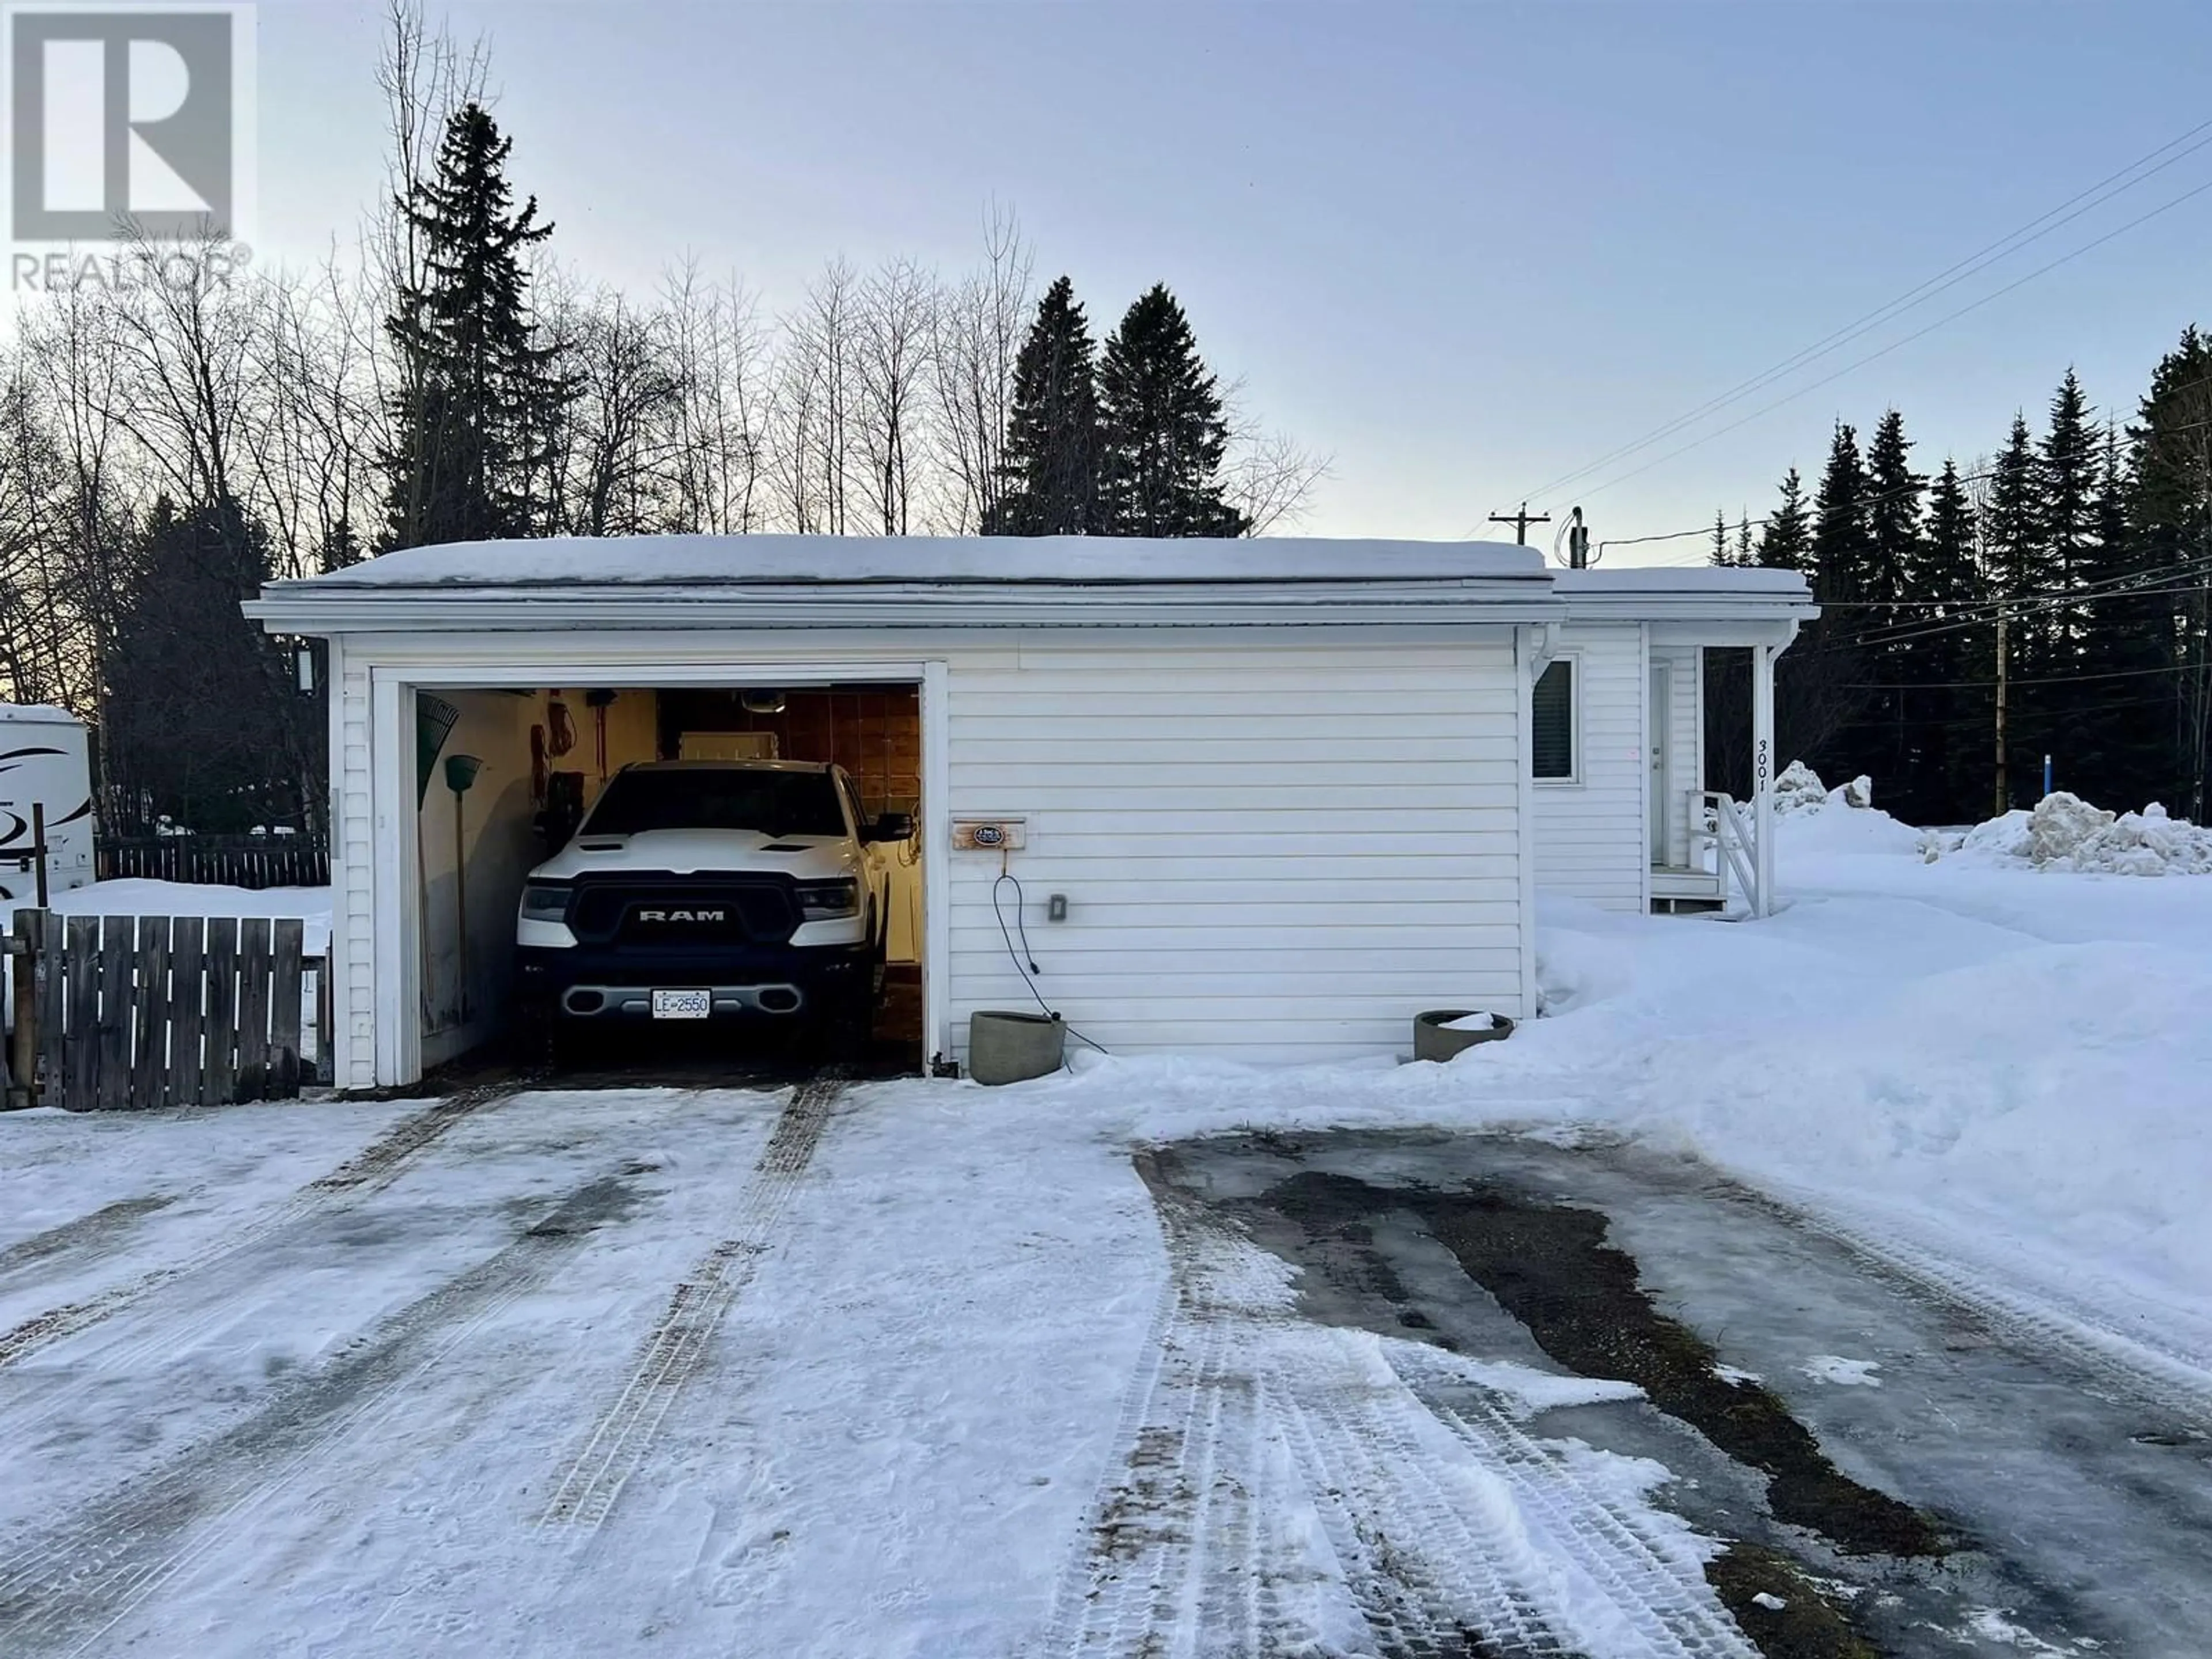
[444,755,483,1025]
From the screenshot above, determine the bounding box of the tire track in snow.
[0,1196,174,1285]
[0,1085,517,1378]
[1744,1188,2212,1430]
[0,1169,645,1658]
[1039,1179,1757,1659]
[535,1068,847,1532]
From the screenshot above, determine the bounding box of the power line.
[1844,550,2212,649]
[1518,113,2212,506]
[1843,660,2198,691]
[1598,464,2001,565]
[1558,174,2212,507]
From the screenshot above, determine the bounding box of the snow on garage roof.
[288,534,1549,590]
[1552,563,1818,625]
[1552,567,1813,595]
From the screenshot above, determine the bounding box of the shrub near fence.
[97,834,331,891]
[6,910,329,1111]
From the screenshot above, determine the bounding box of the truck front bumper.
[516,940,872,1021]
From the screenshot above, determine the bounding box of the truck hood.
[529,828,859,882]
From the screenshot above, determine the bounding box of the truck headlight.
[520,881,573,923]
[795,878,858,921]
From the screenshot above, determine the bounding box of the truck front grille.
[568,876,801,946]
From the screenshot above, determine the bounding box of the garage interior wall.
[944,635,1525,1065]
[416,690,541,1069]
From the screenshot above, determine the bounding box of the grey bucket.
[1414,1009,1516,1063]
[968,1010,1066,1085]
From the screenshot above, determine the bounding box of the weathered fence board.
[169,918,206,1108]
[202,918,239,1107]
[95,922,132,1112]
[8,909,316,1111]
[128,916,171,1110]
[236,918,271,1103]
[32,911,61,1105]
[63,916,97,1113]
[97,835,329,891]
[270,919,304,1097]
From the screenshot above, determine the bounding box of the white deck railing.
[1695,790,1768,917]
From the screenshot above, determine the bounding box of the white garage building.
[244,537,1813,1090]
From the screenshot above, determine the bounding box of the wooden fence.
[97,834,330,891]
[6,910,329,1111]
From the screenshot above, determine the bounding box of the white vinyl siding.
[945,637,1526,1064]
[1531,623,1645,912]
[1656,646,1703,868]
[332,642,376,1089]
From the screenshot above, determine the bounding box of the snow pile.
[1768,760,1828,816]
[1442,1012,1497,1032]
[1769,760,1874,817]
[1937,793,2212,876]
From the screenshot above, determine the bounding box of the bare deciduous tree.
[854,257,937,536]
[1223,426,1332,537]
[663,260,768,534]
[930,205,1031,533]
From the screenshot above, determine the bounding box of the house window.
[1532,659,1575,781]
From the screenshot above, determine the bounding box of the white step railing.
[1695,790,1767,916]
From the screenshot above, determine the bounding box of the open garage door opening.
[412,681,925,1080]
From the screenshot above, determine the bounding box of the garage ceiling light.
[740,689,787,715]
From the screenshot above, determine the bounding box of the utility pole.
[1490,502,1551,546]
[1993,606,2009,817]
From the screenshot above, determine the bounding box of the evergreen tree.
[1980,412,2050,805]
[1983,412,2048,606]
[1095,285,1248,537]
[2070,420,2170,806]
[2127,325,2212,816]
[2036,369,2100,711]
[1857,410,1926,808]
[1791,427,1875,784]
[984,275,1100,536]
[1756,468,1812,569]
[1861,409,1924,614]
[1899,459,1983,820]
[2039,370,2099,596]
[1809,423,1871,607]
[107,498,319,832]
[381,103,570,551]
[1708,509,1731,567]
[1734,513,1756,569]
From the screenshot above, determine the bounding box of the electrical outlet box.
[952,817,1028,852]
[1047,893,1069,922]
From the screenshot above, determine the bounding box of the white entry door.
[1649,664,1671,863]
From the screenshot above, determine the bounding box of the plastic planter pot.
[1413,1010,1516,1063]
[968,1010,1066,1085]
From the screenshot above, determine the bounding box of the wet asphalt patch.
[1155,1130,2212,1658]
[1265,1169,1944,1560]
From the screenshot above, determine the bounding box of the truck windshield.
[582,770,847,838]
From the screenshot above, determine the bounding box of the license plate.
[650,988,713,1020]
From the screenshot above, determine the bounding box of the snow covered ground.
[47,878,333,956]
[2,797,2207,1656]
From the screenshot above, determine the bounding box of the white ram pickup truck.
[513,760,908,1048]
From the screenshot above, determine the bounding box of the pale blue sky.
[253,1,2212,558]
